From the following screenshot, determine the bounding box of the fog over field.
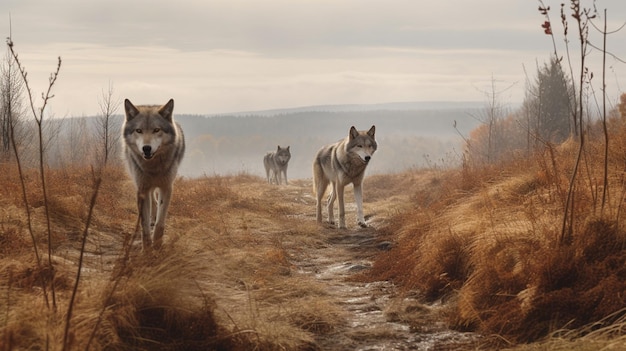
[39,101,484,180]
[174,101,485,179]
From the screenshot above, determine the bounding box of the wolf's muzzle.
[364,156,371,163]
[142,145,153,159]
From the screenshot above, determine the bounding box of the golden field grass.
[0,166,349,350]
[368,132,626,349]
[4,118,626,350]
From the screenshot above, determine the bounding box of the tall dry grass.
[0,165,345,350]
[367,115,626,347]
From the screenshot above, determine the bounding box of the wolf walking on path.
[122,98,185,249]
[264,145,291,185]
[313,126,377,229]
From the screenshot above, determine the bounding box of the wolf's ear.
[159,99,175,121]
[286,146,290,151]
[124,99,140,120]
[367,125,375,138]
[277,145,281,151]
[349,126,359,140]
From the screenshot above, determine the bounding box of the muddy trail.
[280,181,478,350]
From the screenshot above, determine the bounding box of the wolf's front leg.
[327,185,337,225]
[276,171,283,185]
[336,185,346,229]
[153,186,172,248]
[138,193,153,249]
[353,183,367,228]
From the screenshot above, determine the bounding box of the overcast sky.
[1,0,625,116]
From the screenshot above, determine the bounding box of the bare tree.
[94,82,121,167]
[467,76,515,164]
[7,37,62,310]
[0,36,26,160]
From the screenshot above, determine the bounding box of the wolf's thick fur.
[123,98,185,249]
[313,125,377,229]
[264,145,291,185]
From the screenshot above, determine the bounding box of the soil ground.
[267,178,478,350]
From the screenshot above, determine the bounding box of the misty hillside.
[176,102,483,178]
[42,101,483,179]
[209,100,486,116]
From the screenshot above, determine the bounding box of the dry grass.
[0,164,343,350]
[367,118,626,349]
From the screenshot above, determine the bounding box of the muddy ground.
[277,181,478,350]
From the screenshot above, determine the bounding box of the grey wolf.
[123,98,185,249]
[313,125,377,229]
[264,145,291,185]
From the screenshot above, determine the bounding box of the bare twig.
[7,40,62,308]
[559,0,590,244]
[4,37,51,309]
[600,9,609,215]
[62,169,103,351]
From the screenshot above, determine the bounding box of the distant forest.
[36,104,482,180]
[176,106,481,179]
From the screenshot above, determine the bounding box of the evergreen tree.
[523,57,572,146]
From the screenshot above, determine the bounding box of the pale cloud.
[0,0,625,115]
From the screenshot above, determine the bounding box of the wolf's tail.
[312,154,326,197]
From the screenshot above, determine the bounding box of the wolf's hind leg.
[313,163,329,223]
[264,165,271,183]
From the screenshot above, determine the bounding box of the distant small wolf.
[313,126,377,229]
[123,98,185,249]
[264,145,291,185]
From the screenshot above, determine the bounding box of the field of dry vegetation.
[4,112,626,350]
[370,115,626,349]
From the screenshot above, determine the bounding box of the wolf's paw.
[319,220,335,228]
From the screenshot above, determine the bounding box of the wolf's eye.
[357,144,363,148]
[135,129,142,134]
[153,128,160,133]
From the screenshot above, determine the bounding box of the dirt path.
[284,182,477,350]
